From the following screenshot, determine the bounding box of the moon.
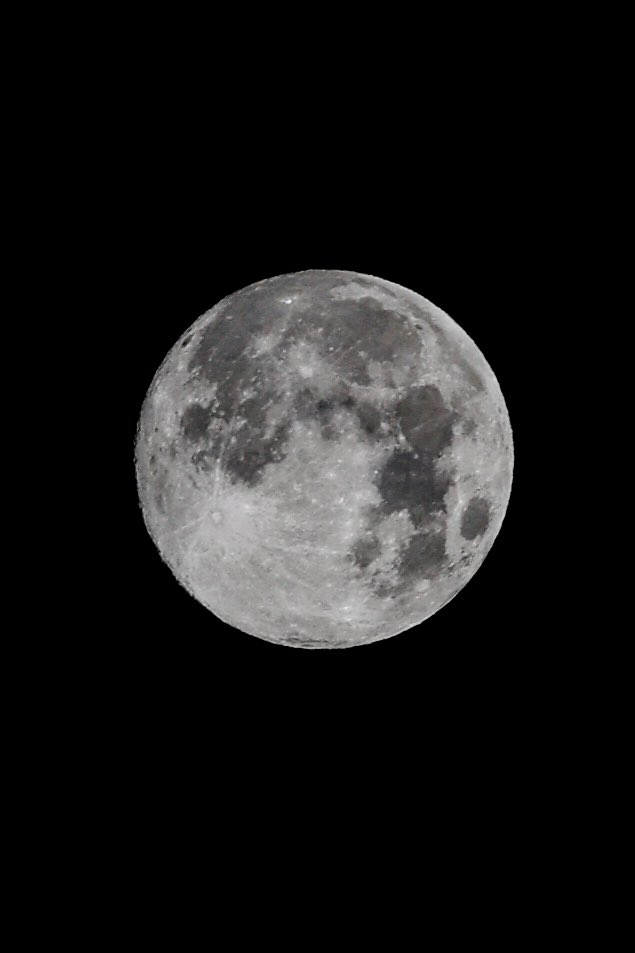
[136,270,513,648]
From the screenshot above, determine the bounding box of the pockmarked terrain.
[136,271,513,647]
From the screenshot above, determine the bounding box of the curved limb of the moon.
[136,270,513,648]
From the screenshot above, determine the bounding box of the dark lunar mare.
[181,403,213,443]
[397,531,447,584]
[185,279,301,485]
[349,386,457,597]
[396,385,455,457]
[351,534,382,570]
[356,402,381,437]
[182,273,461,596]
[294,386,357,440]
[378,450,450,527]
[460,497,491,539]
[291,296,420,388]
[183,271,428,487]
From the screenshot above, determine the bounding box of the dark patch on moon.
[151,464,169,515]
[427,321,485,394]
[183,384,292,487]
[315,398,335,422]
[223,419,290,486]
[181,403,213,442]
[188,285,277,380]
[182,274,435,496]
[191,449,215,472]
[373,581,397,599]
[396,385,455,458]
[366,527,447,601]
[299,297,419,387]
[377,449,451,528]
[356,402,381,437]
[186,281,326,486]
[460,497,491,540]
[187,270,380,384]
[398,530,447,583]
[351,534,382,569]
[294,387,356,433]
[185,286,287,454]
[294,387,319,419]
[179,274,476,516]
[455,355,485,393]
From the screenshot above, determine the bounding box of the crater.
[460,497,491,540]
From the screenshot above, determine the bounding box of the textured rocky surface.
[136,270,513,648]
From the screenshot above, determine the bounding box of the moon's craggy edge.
[136,270,513,647]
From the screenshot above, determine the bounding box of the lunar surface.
[136,270,513,648]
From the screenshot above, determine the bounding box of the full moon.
[136,271,513,648]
